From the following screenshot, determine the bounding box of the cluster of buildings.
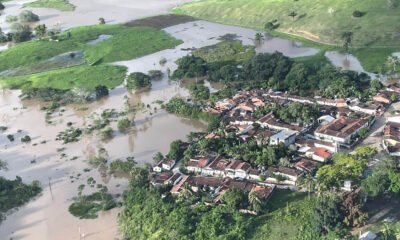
[150,87,399,208]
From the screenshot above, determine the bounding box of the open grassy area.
[175,0,400,72]
[248,190,315,240]
[24,0,75,11]
[0,24,182,91]
[0,65,127,90]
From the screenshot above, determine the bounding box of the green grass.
[0,24,182,91]
[248,190,315,240]
[24,0,75,11]
[0,64,127,90]
[193,40,255,62]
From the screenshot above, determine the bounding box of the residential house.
[383,122,400,156]
[202,156,231,177]
[152,161,163,173]
[225,160,251,179]
[349,102,383,115]
[166,173,183,185]
[315,117,369,145]
[170,175,190,195]
[162,159,176,171]
[151,172,173,186]
[247,168,262,181]
[269,130,296,146]
[187,156,212,174]
[295,158,319,174]
[267,166,304,185]
[373,91,393,104]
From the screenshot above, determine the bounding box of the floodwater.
[0,0,194,32]
[87,34,112,45]
[325,51,385,80]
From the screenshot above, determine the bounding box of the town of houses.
[150,86,400,209]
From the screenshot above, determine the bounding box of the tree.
[95,85,109,99]
[248,190,263,212]
[289,11,297,20]
[99,17,106,24]
[34,24,47,38]
[117,118,131,132]
[0,159,7,171]
[387,56,400,72]
[312,192,343,234]
[255,32,264,45]
[19,10,39,22]
[341,31,353,54]
[126,72,151,90]
[221,188,246,209]
[302,173,314,199]
[10,23,32,43]
[0,2,5,10]
[354,146,377,158]
[152,152,164,163]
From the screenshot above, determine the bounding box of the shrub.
[10,23,32,43]
[117,118,131,132]
[19,10,40,22]
[6,15,18,23]
[0,2,4,10]
[352,10,365,18]
[126,72,151,90]
[21,135,31,143]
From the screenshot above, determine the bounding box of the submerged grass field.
[0,24,182,91]
[24,0,75,11]
[175,0,400,72]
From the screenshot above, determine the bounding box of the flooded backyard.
[0,1,393,239]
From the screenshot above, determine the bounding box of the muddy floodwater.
[0,0,194,31]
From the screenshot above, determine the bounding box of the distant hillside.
[175,0,400,48]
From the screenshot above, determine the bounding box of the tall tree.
[341,31,353,53]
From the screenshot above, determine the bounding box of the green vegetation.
[173,52,371,98]
[126,72,151,90]
[0,24,182,95]
[193,40,255,62]
[24,0,75,11]
[68,188,116,219]
[0,176,42,223]
[1,65,127,91]
[19,10,39,23]
[117,118,131,132]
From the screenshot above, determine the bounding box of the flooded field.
[0,0,194,31]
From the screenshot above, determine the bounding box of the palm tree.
[288,11,297,20]
[341,31,353,54]
[387,56,400,72]
[0,159,7,171]
[255,32,264,45]
[302,173,314,199]
[382,223,393,240]
[394,226,400,240]
[248,191,262,212]
[179,183,193,200]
